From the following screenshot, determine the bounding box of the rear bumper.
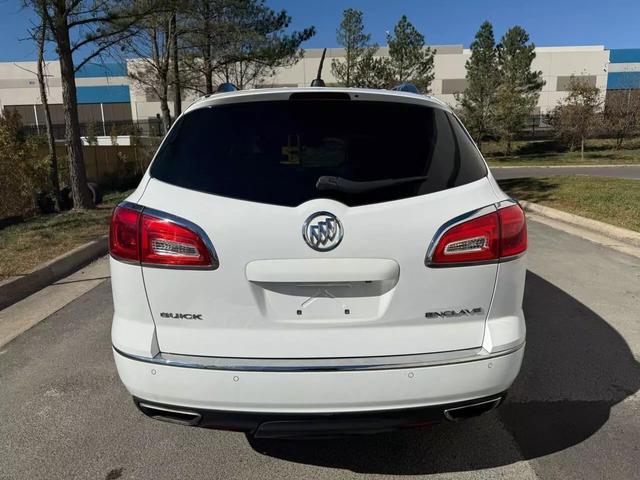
[113,343,524,426]
[134,393,507,437]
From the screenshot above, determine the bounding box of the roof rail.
[391,83,420,94]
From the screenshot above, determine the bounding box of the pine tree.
[495,26,544,155]
[352,48,388,88]
[182,0,315,92]
[458,21,500,149]
[331,9,379,87]
[385,15,435,93]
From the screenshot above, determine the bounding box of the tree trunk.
[160,102,172,133]
[581,136,585,161]
[36,18,61,211]
[346,48,351,87]
[171,11,182,116]
[54,14,94,209]
[203,6,213,94]
[203,41,213,93]
[159,80,172,133]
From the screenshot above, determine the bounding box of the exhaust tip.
[444,397,502,422]
[138,402,202,426]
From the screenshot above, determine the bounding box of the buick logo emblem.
[303,212,343,251]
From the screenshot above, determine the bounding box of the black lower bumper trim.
[133,392,507,438]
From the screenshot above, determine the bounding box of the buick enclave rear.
[109,87,526,437]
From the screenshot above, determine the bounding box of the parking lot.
[0,220,638,480]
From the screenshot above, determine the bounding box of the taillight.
[429,204,526,266]
[140,214,212,267]
[498,204,527,257]
[109,204,215,268]
[109,206,141,262]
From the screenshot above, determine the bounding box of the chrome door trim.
[113,342,524,373]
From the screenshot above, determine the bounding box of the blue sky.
[1,0,639,62]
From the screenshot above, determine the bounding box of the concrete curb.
[0,236,108,310]
[520,201,640,248]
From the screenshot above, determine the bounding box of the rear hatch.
[138,91,499,358]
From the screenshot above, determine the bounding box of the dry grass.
[499,176,640,232]
[0,191,130,279]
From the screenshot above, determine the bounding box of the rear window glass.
[150,100,487,207]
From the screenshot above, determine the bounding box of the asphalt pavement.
[1,221,639,480]
[490,164,640,180]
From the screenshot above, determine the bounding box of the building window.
[441,79,468,95]
[607,72,640,90]
[556,75,596,91]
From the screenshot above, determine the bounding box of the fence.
[21,119,165,140]
[14,114,581,142]
[1,140,161,222]
[62,141,160,188]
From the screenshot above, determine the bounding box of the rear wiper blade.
[315,175,428,194]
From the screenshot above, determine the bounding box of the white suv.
[109,87,527,437]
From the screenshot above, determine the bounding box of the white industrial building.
[260,45,611,116]
[1,44,637,137]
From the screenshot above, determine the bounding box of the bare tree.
[36,20,61,210]
[123,6,176,132]
[603,75,640,149]
[171,10,182,116]
[551,76,602,160]
[26,0,150,209]
[23,3,62,210]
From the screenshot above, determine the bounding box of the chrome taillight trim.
[119,201,144,212]
[424,204,497,267]
[112,201,219,270]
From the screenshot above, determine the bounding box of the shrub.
[0,111,50,220]
[550,76,602,158]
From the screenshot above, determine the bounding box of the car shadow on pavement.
[248,271,640,475]
[497,177,558,203]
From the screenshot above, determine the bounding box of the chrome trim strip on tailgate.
[113,343,524,373]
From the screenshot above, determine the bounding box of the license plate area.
[251,280,396,322]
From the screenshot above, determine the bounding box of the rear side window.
[151,100,487,207]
